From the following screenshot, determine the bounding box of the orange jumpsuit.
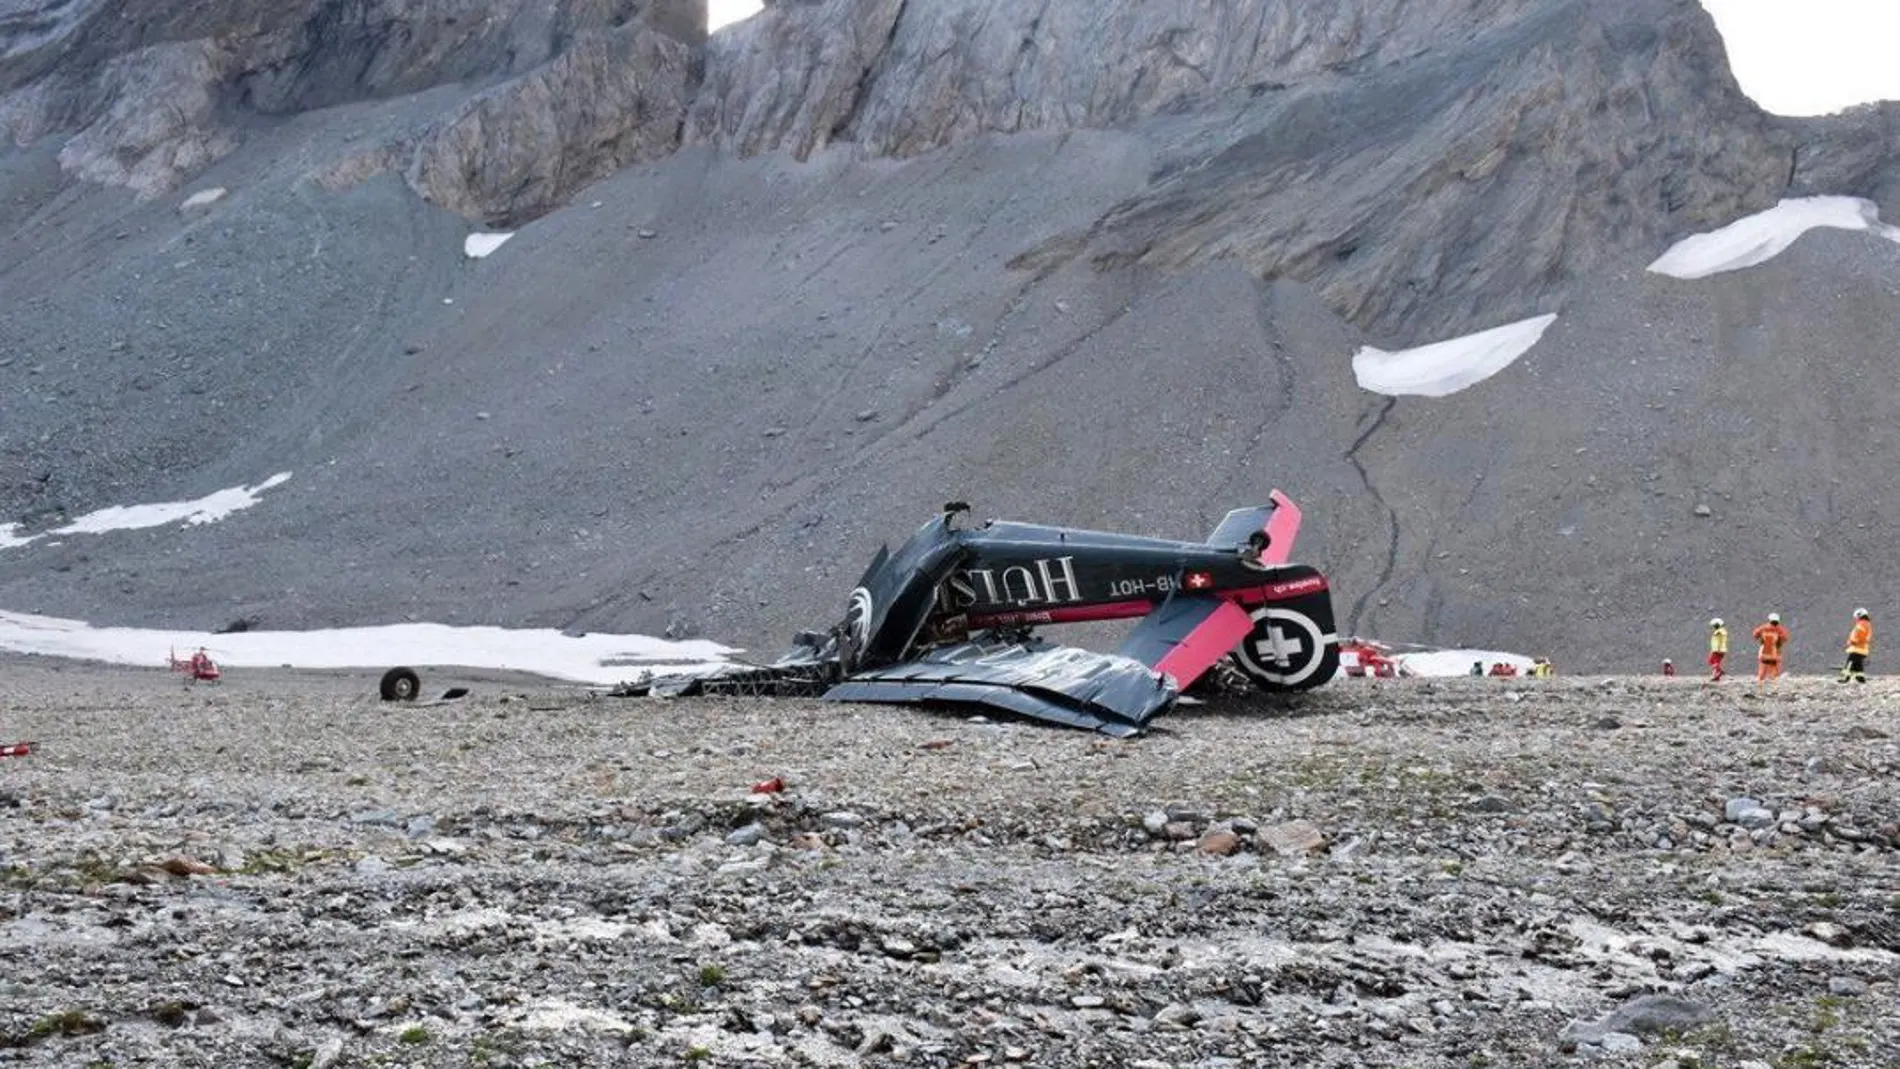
[1841,617,1872,683]
[1753,622,1789,681]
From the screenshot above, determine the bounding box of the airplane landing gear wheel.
[1229,605,1338,692]
[380,667,421,702]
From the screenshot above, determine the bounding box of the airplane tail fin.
[1205,490,1302,565]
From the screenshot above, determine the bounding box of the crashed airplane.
[623,491,1339,736]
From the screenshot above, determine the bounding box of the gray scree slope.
[0,0,1897,670]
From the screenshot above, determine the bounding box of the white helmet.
[1768,612,1781,623]
[1709,617,1723,628]
[1856,607,1870,619]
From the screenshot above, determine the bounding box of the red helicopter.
[168,646,222,683]
[1337,636,1411,678]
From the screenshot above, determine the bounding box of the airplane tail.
[1205,489,1302,565]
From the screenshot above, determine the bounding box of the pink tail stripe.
[1153,600,1256,685]
[1262,490,1302,565]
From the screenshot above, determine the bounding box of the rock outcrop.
[0,0,702,218]
[696,0,1795,340]
[1785,102,1900,219]
[5,0,1891,329]
[692,0,1553,160]
[403,24,694,224]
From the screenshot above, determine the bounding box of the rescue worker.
[1662,658,1676,677]
[1839,608,1873,684]
[1707,618,1729,681]
[1753,613,1789,682]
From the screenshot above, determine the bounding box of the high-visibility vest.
[1847,619,1872,655]
[1710,626,1729,654]
[1753,623,1788,660]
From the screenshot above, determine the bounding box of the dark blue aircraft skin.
[827,493,1340,730]
[633,492,1340,737]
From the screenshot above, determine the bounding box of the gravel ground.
[1,660,1897,1067]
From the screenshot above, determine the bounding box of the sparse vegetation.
[6,1009,107,1046]
[398,1025,431,1045]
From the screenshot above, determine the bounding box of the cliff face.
[1786,102,1900,218]
[2,0,1888,330]
[692,0,1550,159]
[0,0,702,219]
[693,0,1804,339]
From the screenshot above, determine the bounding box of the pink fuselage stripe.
[964,576,1329,630]
[1153,600,1257,684]
[969,600,1155,628]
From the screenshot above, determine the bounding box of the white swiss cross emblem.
[1253,622,1305,665]
[1185,571,1212,590]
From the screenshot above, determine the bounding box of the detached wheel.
[379,667,421,702]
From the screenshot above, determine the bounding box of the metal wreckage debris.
[616,491,1341,736]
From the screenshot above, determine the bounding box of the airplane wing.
[823,639,1177,737]
[1115,594,1255,689]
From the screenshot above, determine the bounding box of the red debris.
[0,742,32,759]
[750,776,785,794]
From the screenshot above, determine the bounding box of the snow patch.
[464,232,515,258]
[1647,195,1900,279]
[180,187,226,210]
[56,472,292,535]
[2,474,293,551]
[1394,649,1537,677]
[0,610,736,685]
[1353,314,1557,398]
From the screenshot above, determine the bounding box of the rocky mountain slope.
[1,0,1898,669]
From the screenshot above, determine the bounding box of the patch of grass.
[146,1001,192,1028]
[697,963,727,987]
[684,1046,712,1063]
[398,1025,430,1045]
[68,858,138,887]
[1811,995,1844,1033]
[13,1009,106,1045]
